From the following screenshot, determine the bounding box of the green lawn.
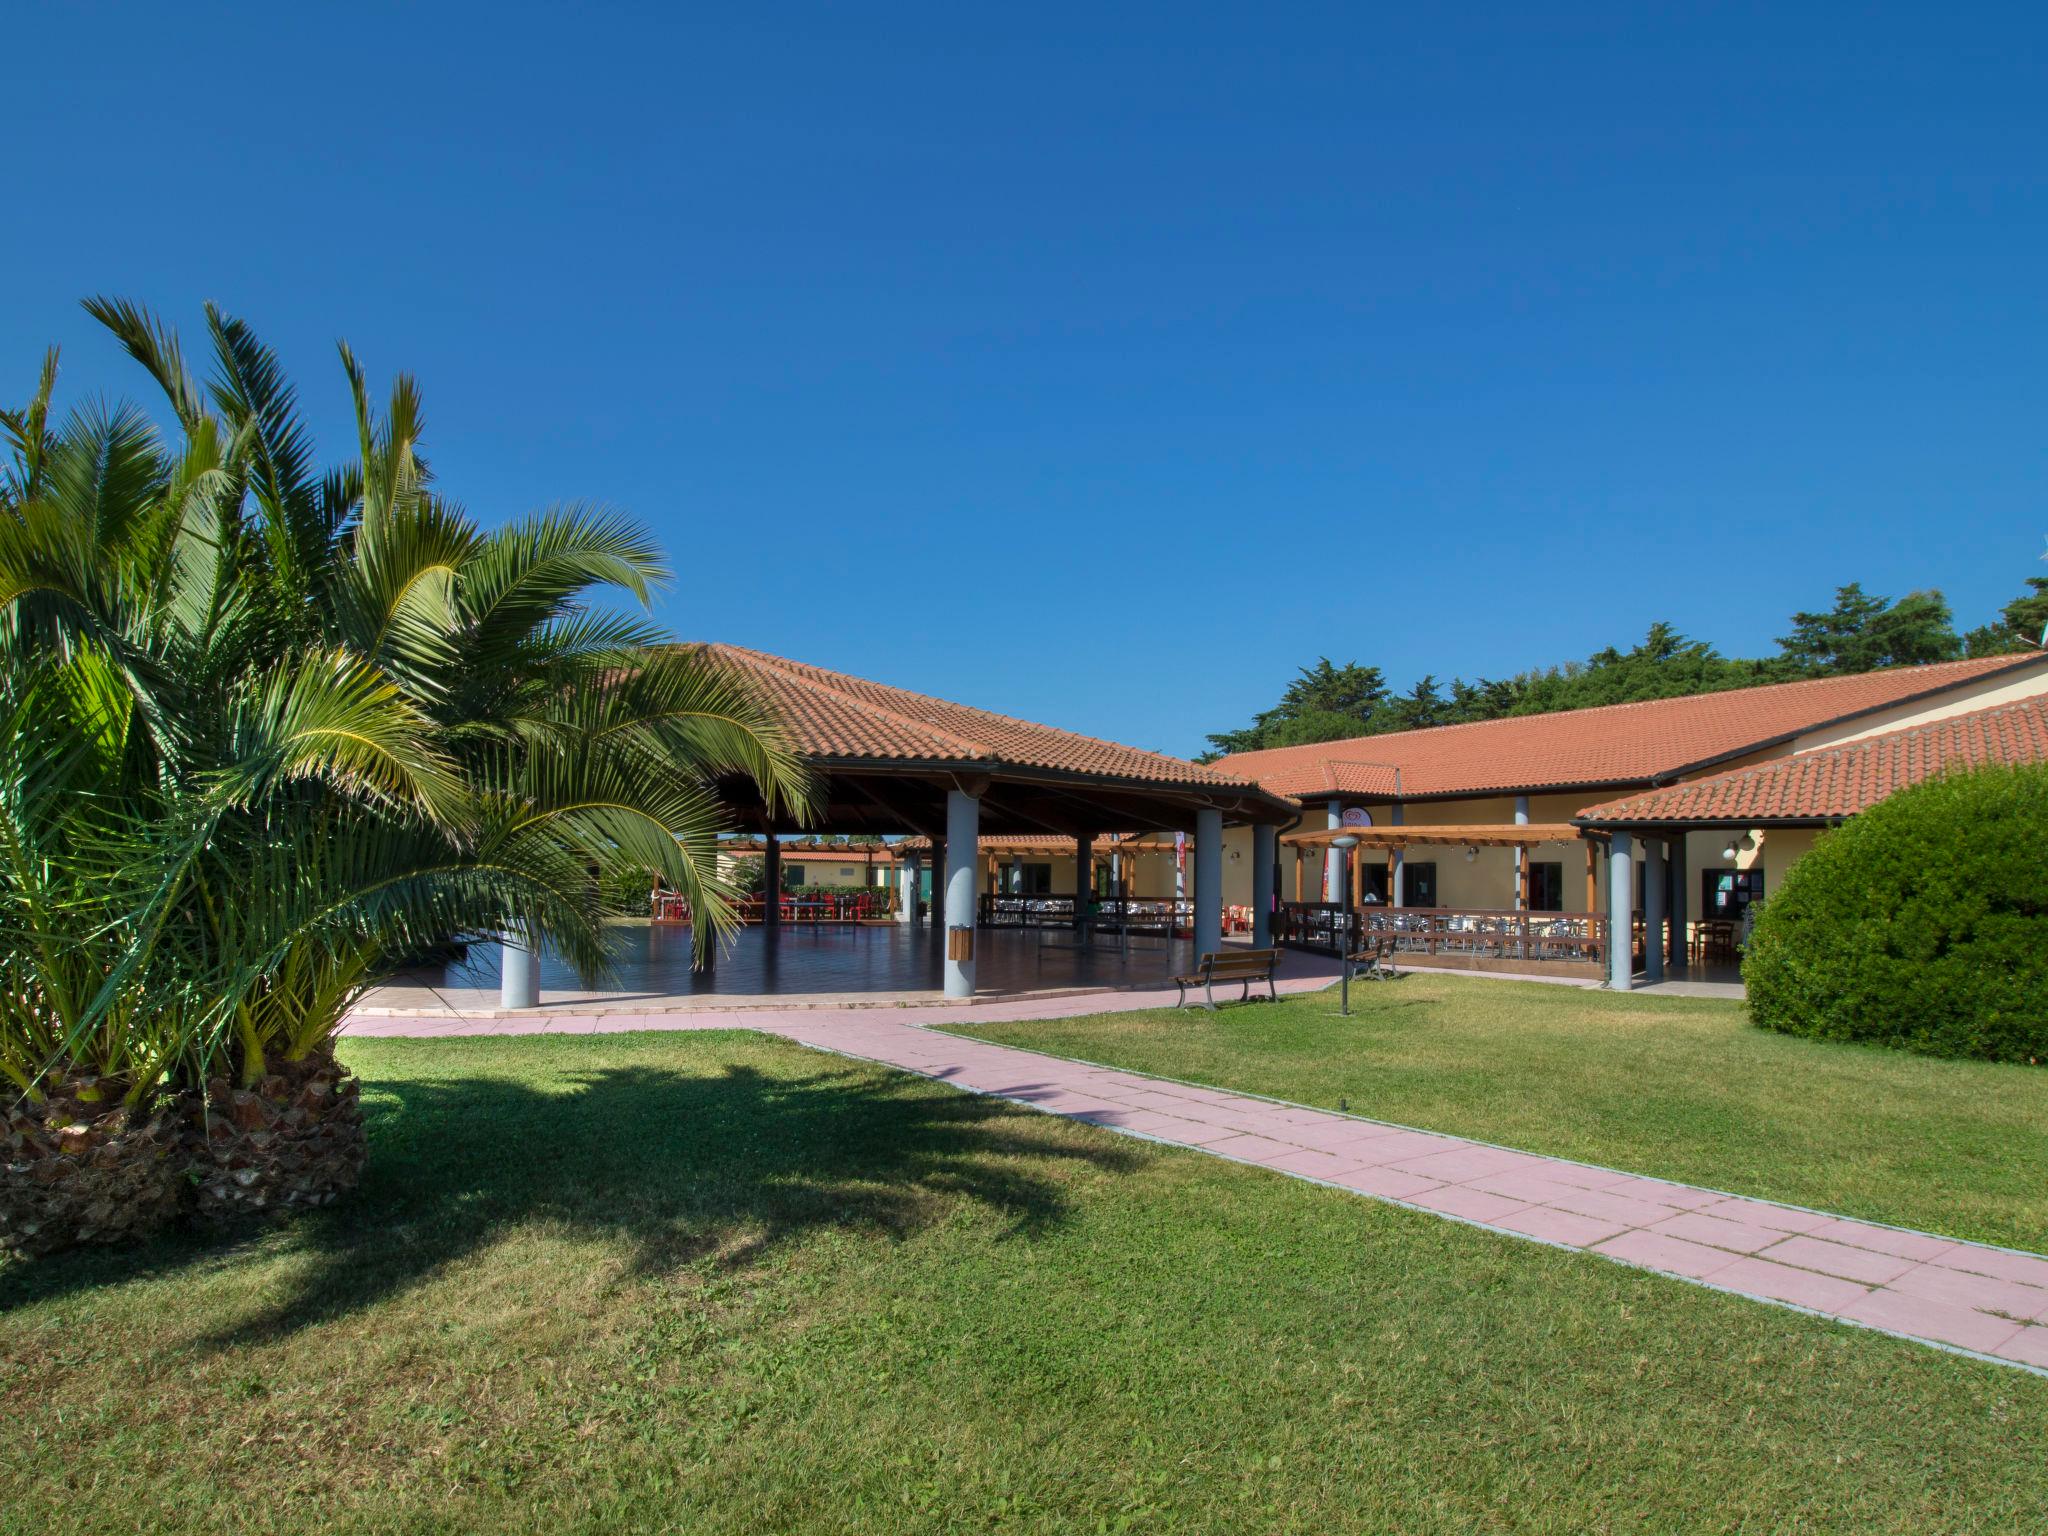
[4,1031,2045,1534]
[950,972,2048,1253]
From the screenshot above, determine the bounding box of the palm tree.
[1,302,811,1245]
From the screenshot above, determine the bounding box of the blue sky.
[6,3,2045,758]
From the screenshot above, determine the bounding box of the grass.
[4,1030,2047,1534]
[949,972,2048,1252]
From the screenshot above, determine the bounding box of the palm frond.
[82,297,209,432]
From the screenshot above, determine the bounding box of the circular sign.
[1340,807,1373,828]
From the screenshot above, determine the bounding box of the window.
[1020,863,1054,895]
[1528,861,1564,912]
[1702,868,1764,920]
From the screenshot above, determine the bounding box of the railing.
[977,894,1201,937]
[1274,901,1355,955]
[1277,902,1609,964]
[1094,897,1193,937]
[980,894,1079,928]
[1362,907,1607,965]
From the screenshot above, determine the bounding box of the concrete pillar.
[943,790,979,998]
[1391,801,1406,906]
[1668,836,1689,971]
[1252,824,1277,947]
[1074,832,1093,936]
[1324,801,1343,902]
[1643,837,1666,984]
[1514,794,1530,911]
[762,837,782,938]
[500,929,540,1009]
[1194,807,1224,956]
[897,854,917,925]
[1607,832,1634,991]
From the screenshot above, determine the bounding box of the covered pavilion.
[499,646,1297,1004]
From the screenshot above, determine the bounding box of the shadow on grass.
[1,1057,1143,1339]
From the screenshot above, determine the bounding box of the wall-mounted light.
[1464,846,1478,863]
[1721,831,1756,861]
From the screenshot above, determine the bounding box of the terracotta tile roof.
[695,644,1264,793]
[1575,692,2048,825]
[893,833,1158,853]
[1212,653,2048,801]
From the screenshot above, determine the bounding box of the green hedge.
[1743,764,2048,1063]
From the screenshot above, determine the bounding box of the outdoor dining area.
[1275,821,1746,989]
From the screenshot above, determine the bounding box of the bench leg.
[1204,979,1218,1011]
[1266,974,1278,1003]
[1175,979,1188,1009]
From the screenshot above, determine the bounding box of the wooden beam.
[1284,823,1584,850]
[1584,840,1598,915]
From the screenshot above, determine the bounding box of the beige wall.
[1795,660,2048,751]
[719,852,893,889]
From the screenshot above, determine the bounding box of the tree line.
[1204,575,2048,758]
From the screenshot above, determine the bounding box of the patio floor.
[361,921,1287,1014]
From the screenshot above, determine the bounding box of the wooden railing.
[1278,902,1609,964]
[1362,907,1607,964]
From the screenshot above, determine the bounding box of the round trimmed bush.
[1743,764,2048,1063]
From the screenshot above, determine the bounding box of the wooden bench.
[1346,934,1396,981]
[1173,948,1280,1010]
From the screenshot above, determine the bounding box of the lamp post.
[1331,832,1361,1016]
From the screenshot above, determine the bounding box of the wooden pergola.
[1282,823,1604,912]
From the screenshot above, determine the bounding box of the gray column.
[1194,807,1224,956]
[1391,801,1406,906]
[1324,800,1343,902]
[1643,837,1667,984]
[943,790,980,998]
[1074,832,1093,936]
[1607,832,1634,991]
[762,837,782,938]
[1252,824,1277,948]
[1668,836,1689,971]
[896,853,917,925]
[500,927,539,1009]
[1514,794,1530,910]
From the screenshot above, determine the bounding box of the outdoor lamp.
[1464,846,1477,863]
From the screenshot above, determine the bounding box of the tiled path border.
[345,983,2048,1379]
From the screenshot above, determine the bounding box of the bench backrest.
[1201,948,1276,977]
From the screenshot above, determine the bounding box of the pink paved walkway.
[344,991,2048,1379]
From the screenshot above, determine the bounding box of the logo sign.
[1340,808,1373,828]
